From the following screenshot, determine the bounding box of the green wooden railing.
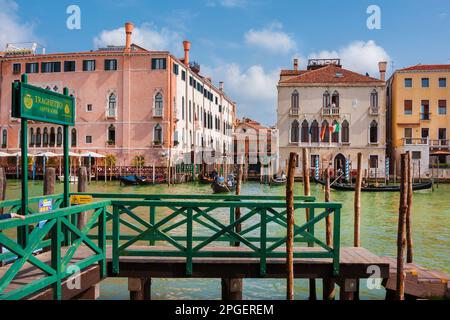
[0,200,107,300]
[0,193,341,300]
[104,198,341,278]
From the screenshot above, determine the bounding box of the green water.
[4,180,450,300]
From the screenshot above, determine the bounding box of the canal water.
[4,180,449,300]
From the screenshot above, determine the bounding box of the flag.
[320,126,326,141]
[330,122,340,134]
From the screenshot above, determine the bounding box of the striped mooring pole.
[345,158,350,183]
[315,157,320,181]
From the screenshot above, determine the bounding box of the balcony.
[369,106,379,116]
[430,139,450,149]
[403,138,429,146]
[321,107,340,117]
[420,113,431,121]
[106,141,116,148]
[290,107,299,116]
[153,108,163,118]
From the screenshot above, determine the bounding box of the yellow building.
[387,64,450,178]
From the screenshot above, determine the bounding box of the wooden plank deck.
[0,246,390,300]
[382,257,450,299]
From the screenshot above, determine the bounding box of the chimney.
[125,22,134,52]
[379,61,387,81]
[183,40,191,66]
[293,58,299,71]
[219,81,224,91]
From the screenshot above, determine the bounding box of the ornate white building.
[277,59,387,177]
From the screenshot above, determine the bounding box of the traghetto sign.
[12,82,75,126]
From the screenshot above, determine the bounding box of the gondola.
[315,179,432,192]
[120,175,153,186]
[270,177,287,186]
[199,175,214,184]
[211,181,231,194]
[211,176,236,194]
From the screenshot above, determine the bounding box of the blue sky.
[2,0,449,125]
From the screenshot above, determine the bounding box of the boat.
[315,179,432,192]
[270,177,287,186]
[199,175,214,184]
[211,176,235,194]
[120,175,153,186]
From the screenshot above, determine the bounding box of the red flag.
[320,126,326,141]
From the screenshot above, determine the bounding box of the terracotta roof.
[279,64,383,84]
[236,118,271,131]
[398,64,450,72]
[280,70,308,76]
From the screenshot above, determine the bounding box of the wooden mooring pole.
[77,167,88,230]
[396,153,408,300]
[353,152,363,300]
[406,152,414,264]
[286,152,296,301]
[222,164,244,300]
[323,166,335,300]
[354,153,363,247]
[302,148,316,300]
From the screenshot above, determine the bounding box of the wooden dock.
[0,246,389,300]
[382,257,450,299]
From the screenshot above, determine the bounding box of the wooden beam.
[396,153,408,300]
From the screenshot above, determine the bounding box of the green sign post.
[12,74,75,247]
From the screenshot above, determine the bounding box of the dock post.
[396,153,408,300]
[221,164,243,300]
[323,166,335,300]
[128,278,151,300]
[302,148,316,300]
[77,167,88,230]
[221,278,243,300]
[0,167,6,267]
[44,168,56,196]
[406,152,414,263]
[286,152,296,301]
[354,153,363,247]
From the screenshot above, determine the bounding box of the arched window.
[71,128,77,147]
[290,120,299,143]
[49,127,56,147]
[341,121,350,143]
[154,93,163,117]
[301,120,309,143]
[108,125,116,145]
[36,128,42,147]
[323,91,331,108]
[56,128,62,147]
[291,90,299,114]
[332,91,340,108]
[108,93,117,118]
[311,120,319,143]
[370,120,378,144]
[154,124,163,144]
[370,89,378,108]
[321,120,330,142]
[29,128,35,147]
[331,120,340,143]
[1,129,7,148]
[43,128,49,147]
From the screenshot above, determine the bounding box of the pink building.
[0,23,237,167]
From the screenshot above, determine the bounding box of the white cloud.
[0,0,37,50]
[245,23,296,54]
[93,23,182,54]
[309,40,390,76]
[205,63,279,125]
